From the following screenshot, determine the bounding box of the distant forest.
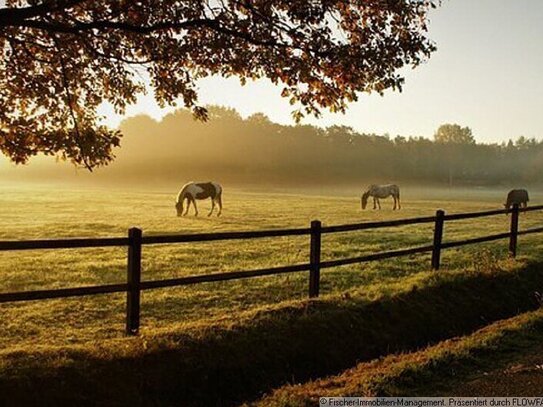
[4,106,543,187]
[111,106,543,186]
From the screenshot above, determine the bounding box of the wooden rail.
[1,204,542,335]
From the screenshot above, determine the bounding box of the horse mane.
[361,190,370,205]
[177,182,194,202]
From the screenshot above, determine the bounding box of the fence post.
[431,210,445,270]
[509,203,519,257]
[309,220,322,298]
[126,227,142,335]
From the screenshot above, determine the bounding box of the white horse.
[175,182,223,217]
[361,184,401,210]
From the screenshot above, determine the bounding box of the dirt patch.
[450,342,543,396]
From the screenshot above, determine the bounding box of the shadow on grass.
[2,261,543,407]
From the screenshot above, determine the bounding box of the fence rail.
[0,237,129,251]
[1,204,542,335]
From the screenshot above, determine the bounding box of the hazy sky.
[95,1,541,143]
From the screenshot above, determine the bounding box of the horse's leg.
[192,197,198,216]
[217,193,222,217]
[184,198,192,216]
[397,194,401,210]
[377,198,381,210]
[208,198,215,216]
[183,198,189,216]
[372,197,377,210]
[393,196,396,210]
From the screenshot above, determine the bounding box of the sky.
[98,0,543,144]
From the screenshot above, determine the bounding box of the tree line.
[107,106,543,187]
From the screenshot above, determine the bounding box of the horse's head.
[361,191,370,210]
[175,200,183,216]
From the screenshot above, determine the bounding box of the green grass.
[1,183,543,352]
[2,257,543,406]
[1,180,543,406]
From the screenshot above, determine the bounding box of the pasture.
[1,183,543,352]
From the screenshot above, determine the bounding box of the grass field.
[1,183,543,351]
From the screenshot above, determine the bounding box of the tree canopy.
[433,123,475,145]
[1,0,439,169]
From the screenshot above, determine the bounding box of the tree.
[433,123,475,145]
[1,0,439,169]
[433,123,475,186]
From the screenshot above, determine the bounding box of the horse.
[175,182,223,217]
[361,184,401,210]
[504,189,529,210]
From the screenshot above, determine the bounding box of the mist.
[1,105,542,189]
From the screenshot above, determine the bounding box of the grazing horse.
[361,184,401,210]
[504,189,529,210]
[176,182,223,217]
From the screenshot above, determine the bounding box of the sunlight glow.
[96,0,543,143]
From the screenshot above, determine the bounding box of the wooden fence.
[1,204,543,335]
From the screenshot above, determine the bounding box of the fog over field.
[1,106,543,190]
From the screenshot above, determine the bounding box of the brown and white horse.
[175,182,223,217]
[361,184,401,210]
